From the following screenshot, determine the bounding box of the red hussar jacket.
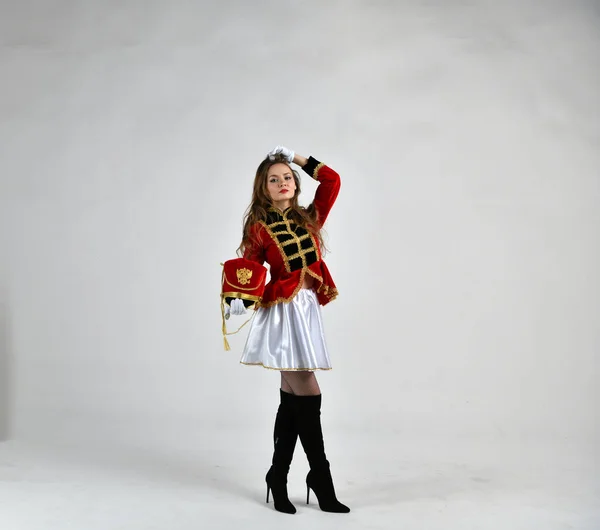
[242,156,340,308]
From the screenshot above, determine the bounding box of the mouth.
[279,189,289,194]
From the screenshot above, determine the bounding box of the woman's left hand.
[268,145,295,164]
[229,298,247,316]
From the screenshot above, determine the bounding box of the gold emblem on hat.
[236,268,253,285]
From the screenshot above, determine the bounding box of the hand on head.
[268,145,294,164]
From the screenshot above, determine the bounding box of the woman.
[225,145,349,515]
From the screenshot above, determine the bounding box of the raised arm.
[267,146,341,227]
[298,154,341,227]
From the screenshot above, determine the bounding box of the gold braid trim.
[262,211,319,271]
[258,268,338,308]
[281,213,308,269]
[305,268,324,284]
[259,220,292,273]
[258,268,307,308]
[259,220,314,272]
[284,248,316,261]
[240,361,332,371]
[222,271,265,291]
[221,292,262,303]
[280,233,311,247]
[325,288,339,301]
[313,162,325,181]
[317,283,338,299]
[312,276,338,302]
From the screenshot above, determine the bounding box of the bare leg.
[280,371,321,396]
[280,373,294,394]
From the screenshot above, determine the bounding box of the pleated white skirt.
[240,288,332,371]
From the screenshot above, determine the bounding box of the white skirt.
[240,288,332,371]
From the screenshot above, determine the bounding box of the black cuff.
[301,156,322,179]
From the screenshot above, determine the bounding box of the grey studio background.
[0,1,598,529]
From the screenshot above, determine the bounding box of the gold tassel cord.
[221,298,256,351]
[225,312,255,336]
[220,265,231,351]
[221,295,230,351]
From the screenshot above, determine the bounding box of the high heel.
[293,394,351,514]
[306,467,350,513]
[265,469,296,514]
[264,390,297,514]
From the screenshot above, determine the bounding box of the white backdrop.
[0,1,599,526]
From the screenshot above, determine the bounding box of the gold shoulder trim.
[313,162,325,180]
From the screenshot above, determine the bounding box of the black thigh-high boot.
[292,394,350,513]
[265,389,297,514]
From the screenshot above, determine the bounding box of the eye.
[285,175,292,180]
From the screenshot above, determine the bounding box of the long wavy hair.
[237,154,326,257]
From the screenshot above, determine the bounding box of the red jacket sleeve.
[302,156,341,227]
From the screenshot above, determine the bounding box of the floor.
[0,429,598,530]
